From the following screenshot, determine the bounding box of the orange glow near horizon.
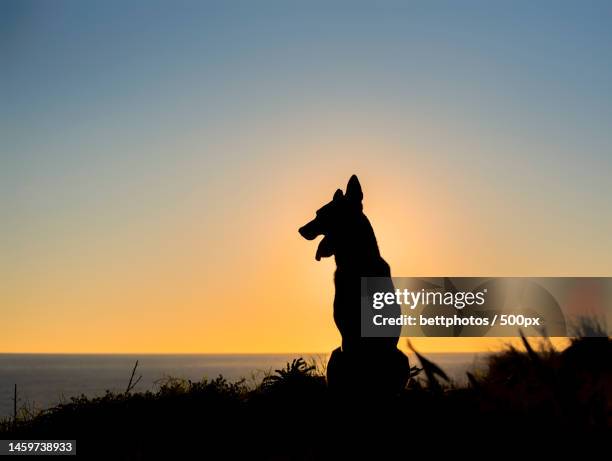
[2,134,610,354]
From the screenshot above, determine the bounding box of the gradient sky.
[2,0,611,353]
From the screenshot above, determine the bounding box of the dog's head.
[299,174,363,261]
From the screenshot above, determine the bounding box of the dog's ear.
[346,175,363,203]
[333,189,343,201]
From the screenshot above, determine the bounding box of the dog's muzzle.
[299,219,334,261]
[299,219,322,240]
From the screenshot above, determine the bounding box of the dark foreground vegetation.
[2,330,610,459]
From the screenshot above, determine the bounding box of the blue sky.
[2,0,611,351]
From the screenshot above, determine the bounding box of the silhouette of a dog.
[299,175,409,396]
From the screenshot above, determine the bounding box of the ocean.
[0,353,486,418]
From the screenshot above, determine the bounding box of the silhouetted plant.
[261,358,319,392]
[1,338,609,460]
[408,364,423,380]
[571,316,607,338]
[406,340,449,392]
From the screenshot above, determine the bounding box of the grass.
[1,334,610,459]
